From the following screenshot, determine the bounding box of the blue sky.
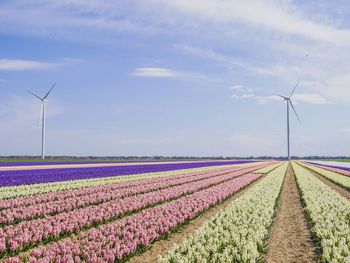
[1,0,350,157]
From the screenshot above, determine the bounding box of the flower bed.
[0,161,258,187]
[299,161,350,190]
[0,164,269,225]
[292,162,350,262]
[0,162,266,199]
[5,173,263,262]
[157,162,288,262]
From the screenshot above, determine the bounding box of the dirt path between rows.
[128,174,266,263]
[302,164,350,200]
[264,163,318,263]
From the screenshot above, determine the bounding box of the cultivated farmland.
[1,159,350,262]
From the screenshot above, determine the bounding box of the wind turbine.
[27,83,56,159]
[275,81,301,160]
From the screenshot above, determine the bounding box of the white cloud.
[6,1,350,45]
[176,45,258,73]
[0,59,58,71]
[131,67,178,78]
[229,85,243,90]
[0,79,5,83]
[0,1,156,41]
[337,128,350,134]
[231,93,254,99]
[151,0,350,45]
[60,58,85,63]
[254,95,282,104]
[130,67,216,82]
[231,92,329,105]
[2,1,350,47]
[0,58,83,71]
[292,93,330,104]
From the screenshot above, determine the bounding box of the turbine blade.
[27,90,42,100]
[289,100,301,123]
[274,94,288,100]
[43,82,56,99]
[290,80,300,98]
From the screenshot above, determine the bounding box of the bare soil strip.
[302,164,350,200]
[264,163,318,263]
[128,174,267,263]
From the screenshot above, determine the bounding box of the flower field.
[306,161,350,174]
[298,161,350,190]
[292,162,350,262]
[5,159,350,263]
[0,161,274,262]
[0,162,263,200]
[0,161,256,187]
[305,161,350,177]
[158,162,288,263]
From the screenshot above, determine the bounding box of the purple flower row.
[0,164,250,210]
[0,165,267,256]
[0,160,163,167]
[6,173,262,263]
[306,161,350,173]
[0,161,256,187]
[1,164,268,224]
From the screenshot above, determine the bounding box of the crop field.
[1,160,350,262]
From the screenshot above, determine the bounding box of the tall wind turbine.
[275,81,301,160]
[28,83,56,159]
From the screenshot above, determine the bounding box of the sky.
[1,0,350,157]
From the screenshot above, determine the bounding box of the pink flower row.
[7,173,262,263]
[0,167,266,255]
[0,164,270,225]
[307,162,350,177]
[0,167,238,209]
[0,164,258,210]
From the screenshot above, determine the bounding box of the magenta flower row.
[307,162,350,177]
[7,173,262,263]
[0,166,248,224]
[0,164,256,211]
[0,166,268,255]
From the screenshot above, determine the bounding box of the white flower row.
[157,162,288,263]
[253,162,282,174]
[298,161,350,190]
[292,162,350,262]
[0,162,261,199]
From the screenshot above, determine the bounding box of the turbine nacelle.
[274,94,289,101]
[27,83,56,102]
[274,80,301,123]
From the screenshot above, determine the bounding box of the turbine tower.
[28,83,56,159]
[275,81,301,160]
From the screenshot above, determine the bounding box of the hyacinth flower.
[0,163,271,225]
[0,161,258,187]
[5,173,262,262]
